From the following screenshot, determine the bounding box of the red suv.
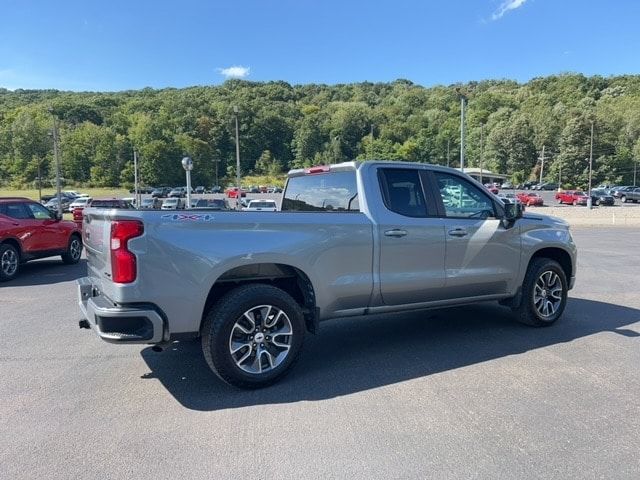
[0,197,82,281]
[555,190,588,206]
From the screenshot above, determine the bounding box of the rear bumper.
[77,277,167,344]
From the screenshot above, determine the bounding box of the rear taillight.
[110,220,143,283]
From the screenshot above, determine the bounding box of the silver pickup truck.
[77,161,576,388]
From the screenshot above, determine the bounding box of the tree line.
[1,73,639,189]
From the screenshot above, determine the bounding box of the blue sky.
[1,0,639,91]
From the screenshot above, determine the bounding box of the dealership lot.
[1,228,639,479]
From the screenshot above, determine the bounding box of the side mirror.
[54,211,63,221]
[503,202,523,222]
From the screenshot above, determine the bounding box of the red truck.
[225,187,247,199]
[0,197,82,281]
[555,190,588,206]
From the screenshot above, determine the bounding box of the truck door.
[376,168,446,305]
[431,171,521,299]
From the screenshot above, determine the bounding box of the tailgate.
[81,208,112,286]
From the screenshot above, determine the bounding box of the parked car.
[68,196,92,212]
[501,181,513,189]
[226,187,247,198]
[484,183,499,194]
[556,190,588,206]
[619,187,640,203]
[161,198,184,210]
[516,192,544,206]
[249,186,261,194]
[0,197,82,281]
[77,161,576,388]
[151,187,172,198]
[195,186,206,194]
[520,181,537,190]
[537,182,558,191]
[610,186,636,198]
[190,199,229,210]
[140,197,162,209]
[497,193,520,204]
[210,185,222,194]
[44,196,72,212]
[73,198,136,229]
[590,189,615,206]
[242,199,278,212]
[168,187,186,198]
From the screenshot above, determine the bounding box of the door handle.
[384,229,408,238]
[448,228,468,237]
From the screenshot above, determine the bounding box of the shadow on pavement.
[140,298,639,411]
[3,258,87,287]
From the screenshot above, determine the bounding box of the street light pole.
[480,124,484,184]
[588,121,594,209]
[133,150,139,208]
[459,95,467,172]
[49,109,62,217]
[182,156,193,209]
[369,124,374,159]
[233,106,241,209]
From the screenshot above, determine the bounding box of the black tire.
[594,199,600,206]
[201,284,305,389]
[0,243,20,281]
[61,234,83,264]
[513,258,568,327]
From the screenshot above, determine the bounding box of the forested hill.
[1,74,640,189]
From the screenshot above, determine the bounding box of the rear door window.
[378,169,429,217]
[2,203,32,219]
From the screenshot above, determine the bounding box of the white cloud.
[218,65,250,79]
[492,0,528,20]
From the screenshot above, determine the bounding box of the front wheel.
[61,235,83,264]
[513,258,568,327]
[0,243,20,281]
[201,284,305,389]
[621,196,627,203]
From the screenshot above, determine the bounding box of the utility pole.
[459,95,467,172]
[480,124,484,184]
[37,160,42,203]
[133,150,139,208]
[369,124,374,159]
[634,159,637,186]
[558,157,562,189]
[588,121,594,209]
[446,139,450,168]
[233,106,241,209]
[215,158,219,188]
[539,145,545,185]
[49,109,62,217]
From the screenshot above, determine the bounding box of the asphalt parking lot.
[1,228,639,479]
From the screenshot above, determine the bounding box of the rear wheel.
[513,258,567,327]
[201,284,305,389]
[621,195,627,203]
[61,235,82,264]
[572,200,578,206]
[0,243,20,281]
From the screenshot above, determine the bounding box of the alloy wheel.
[533,270,563,318]
[1,249,18,277]
[228,304,293,374]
